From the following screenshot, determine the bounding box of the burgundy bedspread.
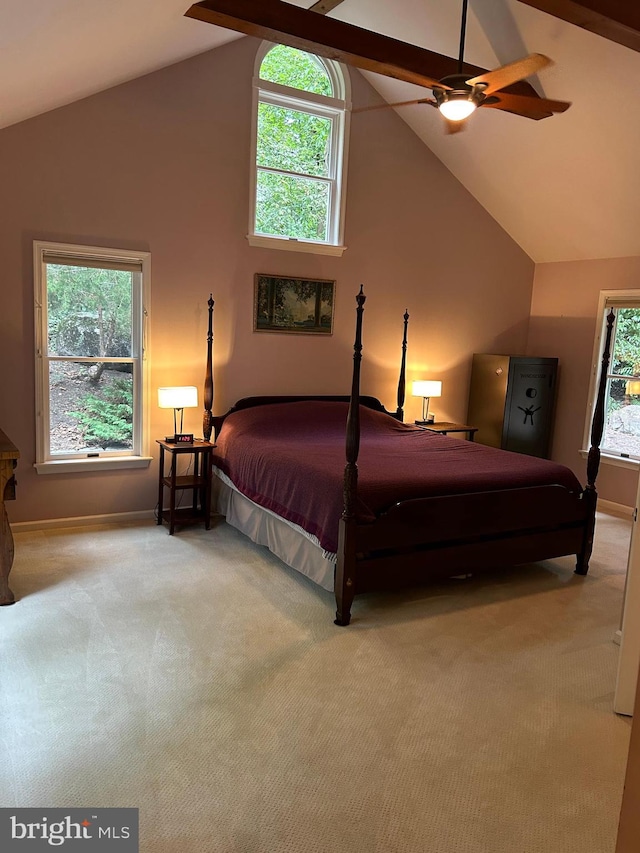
[212,401,582,556]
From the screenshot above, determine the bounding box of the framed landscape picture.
[254,274,335,335]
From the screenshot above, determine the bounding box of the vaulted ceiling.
[2,0,639,263]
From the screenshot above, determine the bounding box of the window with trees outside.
[34,241,151,473]
[249,43,350,255]
[585,292,640,464]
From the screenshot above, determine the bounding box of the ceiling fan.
[185,0,570,131]
[354,0,571,132]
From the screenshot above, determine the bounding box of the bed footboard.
[334,295,615,626]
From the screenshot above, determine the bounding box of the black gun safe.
[467,354,558,458]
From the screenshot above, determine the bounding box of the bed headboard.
[202,290,410,440]
[209,395,397,441]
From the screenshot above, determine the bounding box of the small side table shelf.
[415,421,478,441]
[157,439,214,535]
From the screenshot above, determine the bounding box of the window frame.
[583,289,640,470]
[248,42,351,256]
[33,240,152,474]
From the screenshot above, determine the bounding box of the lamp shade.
[158,386,198,409]
[412,380,442,399]
[626,380,640,396]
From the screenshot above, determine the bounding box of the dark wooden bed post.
[203,294,215,442]
[335,286,366,626]
[576,307,615,575]
[395,309,409,420]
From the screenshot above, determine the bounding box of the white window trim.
[33,240,152,474]
[578,448,640,471]
[34,456,153,475]
[582,289,640,468]
[248,41,351,256]
[246,234,346,256]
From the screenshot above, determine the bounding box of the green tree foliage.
[258,104,330,177]
[71,377,133,449]
[47,263,135,450]
[47,264,132,358]
[613,309,640,376]
[256,172,329,240]
[605,308,640,412]
[256,46,334,241]
[260,45,333,96]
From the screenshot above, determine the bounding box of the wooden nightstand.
[157,439,214,534]
[415,421,478,441]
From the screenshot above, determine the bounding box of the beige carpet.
[1,512,633,852]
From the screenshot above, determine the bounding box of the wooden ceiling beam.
[517,1,640,52]
[308,0,346,14]
[184,0,541,97]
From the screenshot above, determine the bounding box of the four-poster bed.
[203,291,611,626]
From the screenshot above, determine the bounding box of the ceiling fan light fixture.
[438,95,477,121]
[433,74,484,123]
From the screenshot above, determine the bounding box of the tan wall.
[0,37,534,524]
[528,258,640,507]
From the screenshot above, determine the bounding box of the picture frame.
[254,274,335,335]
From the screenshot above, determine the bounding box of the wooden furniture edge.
[0,429,19,605]
[575,307,613,574]
[203,294,215,442]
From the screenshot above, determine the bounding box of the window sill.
[579,449,640,471]
[35,456,153,475]
[247,234,347,257]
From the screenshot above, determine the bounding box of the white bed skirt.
[212,469,336,592]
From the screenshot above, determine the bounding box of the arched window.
[249,43,350,256]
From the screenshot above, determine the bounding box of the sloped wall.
[0,37,534,523]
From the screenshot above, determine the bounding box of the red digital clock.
[175,433,194,443]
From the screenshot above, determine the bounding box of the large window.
[34,241,151,473]
[249,43,350,256]
[585,291,640,463]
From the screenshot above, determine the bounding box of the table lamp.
[158,386,198,442]
[412,380,442,424]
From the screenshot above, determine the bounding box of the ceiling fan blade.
[467,53,552,95]
[482,92,571,120]
[353,98,436,113]
[185,0,542,98]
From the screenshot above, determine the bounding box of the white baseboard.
[13,509,156,532]
[11,499,633,532]
[598,499,634,519]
